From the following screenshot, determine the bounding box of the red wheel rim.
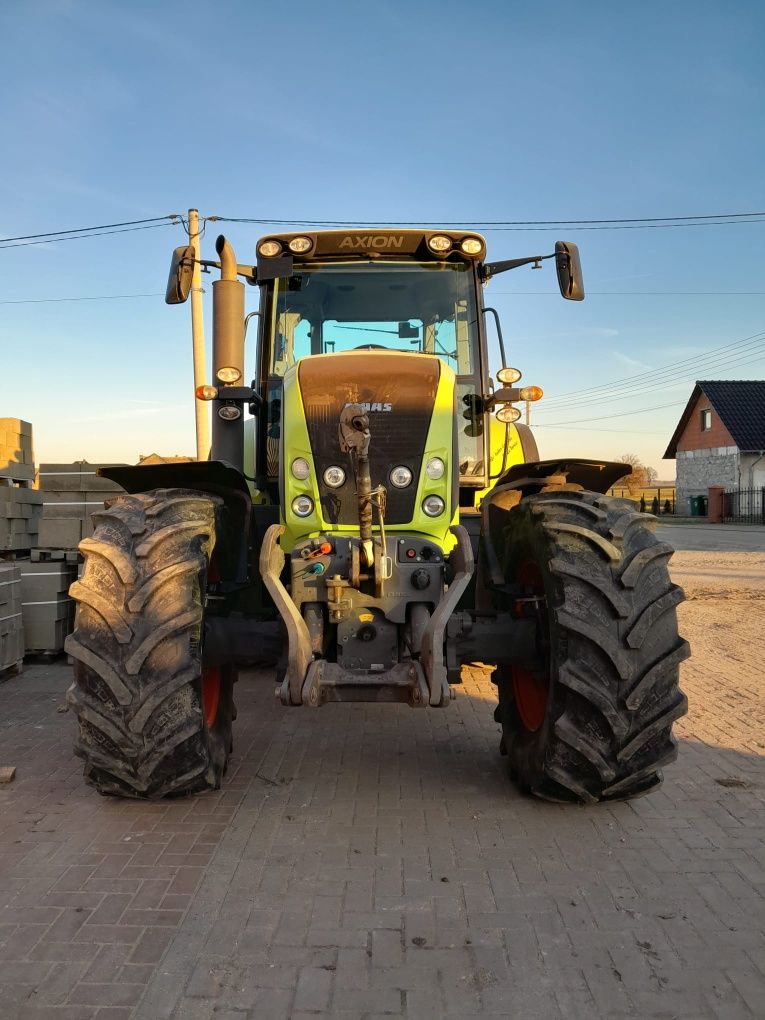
[202,666,221,729]
[512,557,549,732]
[511,665,548,732]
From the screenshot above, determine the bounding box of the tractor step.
[280,660,436,708]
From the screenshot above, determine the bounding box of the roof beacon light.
[258,239,282,257]
[497,367,522,384]
[427,234,452,254]
[288,236,313,254]
[519,386,544,402]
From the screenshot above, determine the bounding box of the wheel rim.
[512,557,549,732]
[511,665,548,731]
[202,666,221,729]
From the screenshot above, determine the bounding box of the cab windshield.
[267,260,479,376]
[260,259,486,482]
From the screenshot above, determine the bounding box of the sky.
[1,0,763,478]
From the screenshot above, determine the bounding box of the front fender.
[99,460,252,583]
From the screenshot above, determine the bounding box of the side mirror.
[165,245,196,305]
[555,241,585,301]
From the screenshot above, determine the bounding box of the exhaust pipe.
[211,235,245,467]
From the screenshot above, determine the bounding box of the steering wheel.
[352,344,389,350]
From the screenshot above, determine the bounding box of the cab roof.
[256,228,487,262]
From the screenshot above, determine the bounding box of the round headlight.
[218,405,241,421]
[390,465,413,488]
[497,367,522,384]
[258,239,282,257]
[460,237,483,256]
[427,234,452,254]
[216,366,242,384]
[323,466,346,488]
[425,457,445,480]
[422,495,445,517]
[291,457,310,480]
[497,405,522,424]
[291,495,314,518]
[288,236,312,254]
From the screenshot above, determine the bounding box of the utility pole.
[525,399,531,426]
[188,208,210,460]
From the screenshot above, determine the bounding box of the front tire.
[66,488,234,798]
[492,491,689,803]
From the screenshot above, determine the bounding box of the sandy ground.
[671,550,765,759]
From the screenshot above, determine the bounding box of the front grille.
[298,353,440,525]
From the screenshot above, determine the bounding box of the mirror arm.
[198,259,257,283]
[481,252,555,280]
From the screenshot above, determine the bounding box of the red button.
[406,548,417,558]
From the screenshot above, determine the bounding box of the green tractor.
[66,227,688,803]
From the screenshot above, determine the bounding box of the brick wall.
[677,390,736,452]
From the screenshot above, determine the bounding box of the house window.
[700,408,712,431]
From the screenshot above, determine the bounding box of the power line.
[0,293,163,305]
[535,399,687,426]
[0,221,180,250]
[216,212,765,232]
[493,291,765,296]
[0,216,179,244]
[540,328,765,405]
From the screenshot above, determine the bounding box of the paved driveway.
[656,523,765,551]
[0,579,763,1018]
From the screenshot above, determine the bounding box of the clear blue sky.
[1,0,763,477]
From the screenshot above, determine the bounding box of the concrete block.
[0,419,33,437]
[21,563,77,600]
[0,463,35,481]
[37,518,83,550]
[37,464,126,493]
[0,487,42,506]
[23,613,70,652]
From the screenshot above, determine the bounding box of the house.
[137,453,194,465]
[664,380,765,512]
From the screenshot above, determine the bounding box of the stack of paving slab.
[0,562,23,675]
[20,561,78,655]
[37,462,125,552]
[0,419,41,552]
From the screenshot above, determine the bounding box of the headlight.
[425,457,445,480]
[258,239,282,257]
[288,236,312,254]
[291,495,314,518]
[323,466,346,488]
[497,367,522,384]
[427,234,452,254]
[216,366,241,384]
[291,457,310,480]
[390,465,413,488]
[497,405,521,424]
[218,405,241,421]
[422,495,445,517]
[460,237,483,256]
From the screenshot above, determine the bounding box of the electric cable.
[0,215,179,244]
[0,221,180,249]
[0,293,164,305]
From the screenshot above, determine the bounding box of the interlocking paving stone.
[0,597,763,1019]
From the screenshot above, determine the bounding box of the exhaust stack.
[211,235,245,467]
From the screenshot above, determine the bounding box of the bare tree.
[618,453,657,494]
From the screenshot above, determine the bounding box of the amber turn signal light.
[519,386,543,402]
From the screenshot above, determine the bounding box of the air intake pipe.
[211,235,245,467]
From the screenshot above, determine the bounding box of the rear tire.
[492,490,689,803]
[66,488,234,798]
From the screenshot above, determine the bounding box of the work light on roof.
[258,239,282,257]
[460,237,483,256]
[287,236,313,254]
[427,235,452,254]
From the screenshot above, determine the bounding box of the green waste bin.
[689,495,706,517]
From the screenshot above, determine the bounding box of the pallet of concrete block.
[0,418,35,482]
[20,561,77,656]
[37,462,126,551]
[0,480,43,552]
[0,562,24,677]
